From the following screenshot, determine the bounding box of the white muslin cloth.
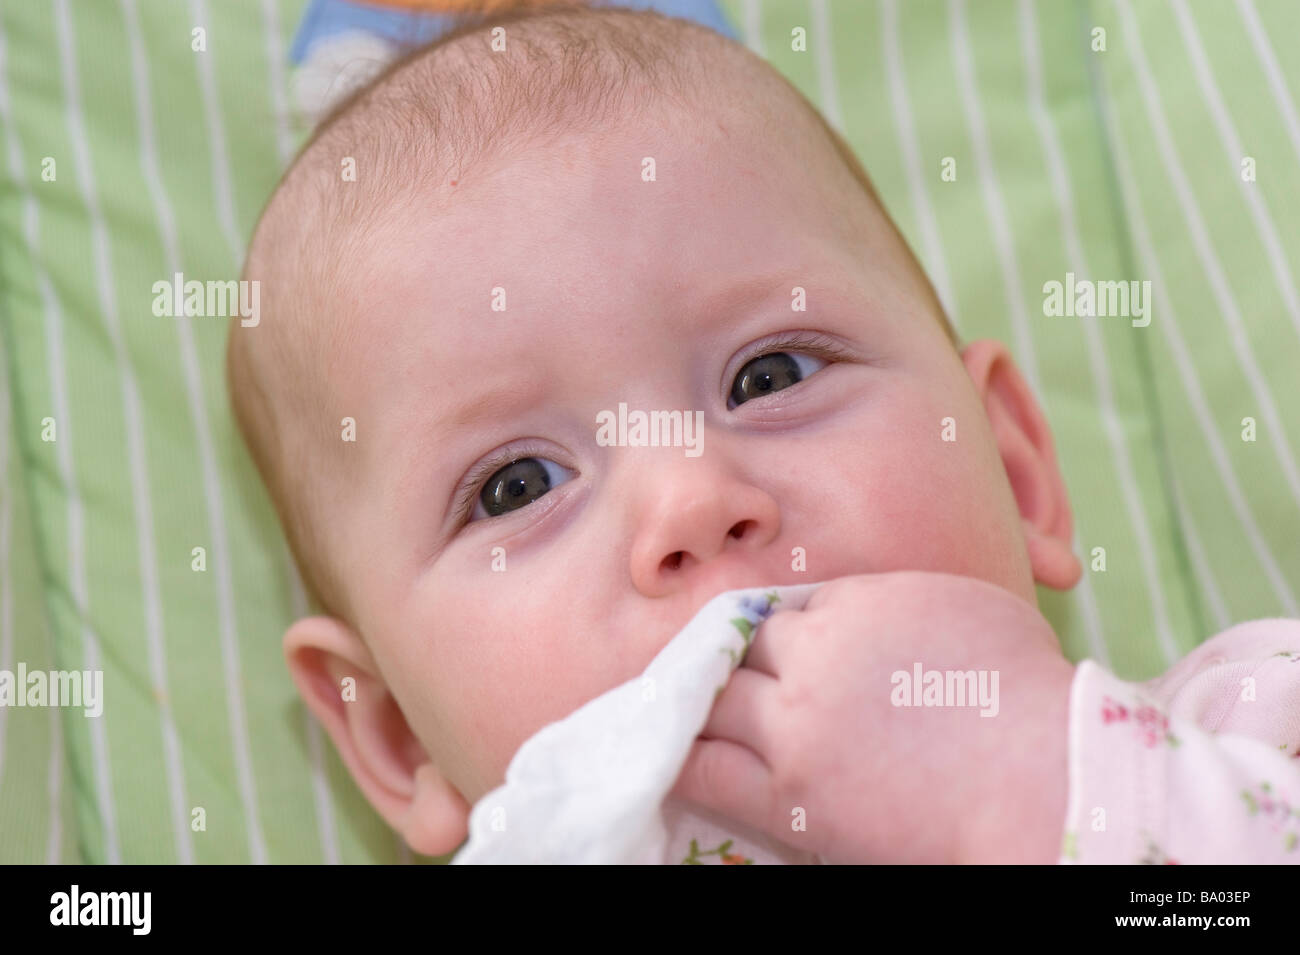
[453,582,828,864]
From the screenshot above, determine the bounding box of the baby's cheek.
[869,388,1024,583]
[416,592,627,800]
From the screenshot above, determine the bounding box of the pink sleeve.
[1058,619,1300,864]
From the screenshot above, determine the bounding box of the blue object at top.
[289,0,738,63]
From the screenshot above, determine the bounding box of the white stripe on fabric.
[1169,470,1231,632]
[1116,0,1300,515]
[1172,0,1300,345]
[1234,0,1300,171]
[46,686,63,863]
[260,0,294,167]
[0,366,10,793]
[286,552,341,865]
[50,0,125,864]
[1096,44,1299,617]
[879,0,961,333]
[189,0,246,268]
[1062,541,1110,667]
[740,0,764,56]
[304,710,341,865]
[949,0,1040,392]
[807,0,842,130]
[1019,0,1176,666]
[117,0,200,866]
[184,0,271,865]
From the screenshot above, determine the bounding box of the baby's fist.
[673,572,1075,863]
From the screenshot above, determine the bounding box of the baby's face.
[328,102,1039,806]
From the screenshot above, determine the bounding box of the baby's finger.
[699,667,777,755]
[741,606,799,677]
[670,737,775,834]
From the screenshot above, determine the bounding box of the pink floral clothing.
[1059,619,1300,864]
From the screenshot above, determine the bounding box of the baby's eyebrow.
[689,261,869,338]
[693,272,800,325]
[444,381,543,433]
[392,379,546,503]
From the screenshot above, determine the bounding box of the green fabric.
[0,0,1296,864]
[0,345,81,862]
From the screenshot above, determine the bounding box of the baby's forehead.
[339,127,872,357]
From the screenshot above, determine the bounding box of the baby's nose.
[627,459,781,599]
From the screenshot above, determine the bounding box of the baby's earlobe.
[1024,520,1083,592]
[400,763,471,858]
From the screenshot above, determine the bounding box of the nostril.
[729,520,753,540]
[661,551,684,572]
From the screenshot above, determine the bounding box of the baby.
[227,4,1300,863]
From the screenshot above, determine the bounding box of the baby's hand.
[671,572,1076,863]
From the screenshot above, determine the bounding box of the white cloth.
[453,582,826,864]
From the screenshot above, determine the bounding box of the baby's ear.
[961,339,1082,591]
[283,615,471,857]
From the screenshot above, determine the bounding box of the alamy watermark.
[595,402,703,457]
[50,885,150,935]
[151,272,260,326]
[1042,272,1151,327]
[0,663,102,717]
[890,663,999,717]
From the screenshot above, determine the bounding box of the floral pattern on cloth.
[719,591,781,669]
[663,796,814,865]
[1137,836,1179,865]
[681,838,753,865]
[1059,619,1300,864]
[1240,780,1300,853]
[1100,696,1181,748]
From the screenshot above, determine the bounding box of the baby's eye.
[471,457,574,522]
[729,351,828,408]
